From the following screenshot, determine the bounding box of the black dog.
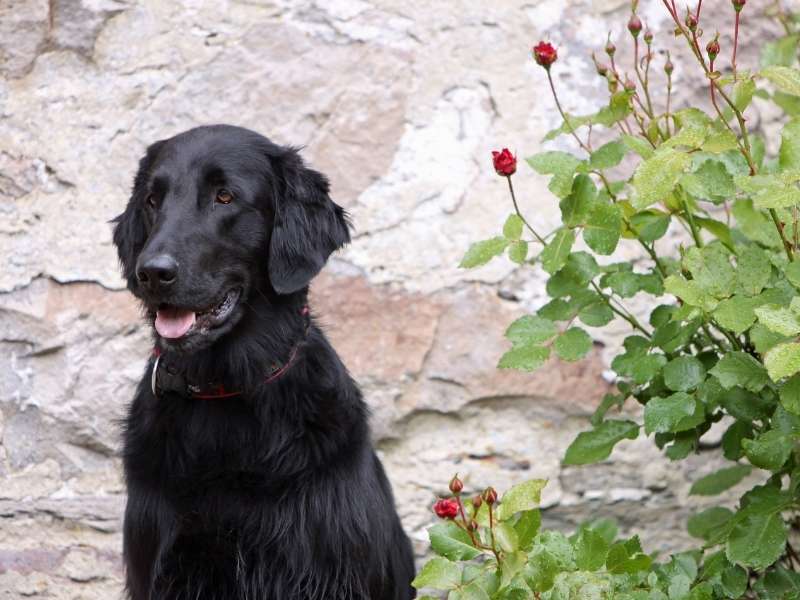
[112,125,415,600]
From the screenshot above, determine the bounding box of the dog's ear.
[112,140,165,290]
[268,150,351,295]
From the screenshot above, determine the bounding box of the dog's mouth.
[153,287,242,340]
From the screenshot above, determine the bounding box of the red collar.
[151,305,310,400]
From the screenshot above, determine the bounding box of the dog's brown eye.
[216,189,233,204]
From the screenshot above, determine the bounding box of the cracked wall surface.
[0,0,785,597]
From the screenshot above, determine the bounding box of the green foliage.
[440,8,800,600]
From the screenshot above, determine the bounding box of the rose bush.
[414,1,800,598]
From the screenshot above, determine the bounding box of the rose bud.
[591,53,609,77]
[628,14,643,38]
[482,487,498,506]
[492,148,517,177]
[472,494,482,509]
[664,59,674,76]
[433,498,460,519]
[449,474,464,494]
[732,0,745,11]
[624,77,636,92]
[644,28,653,45]
[605,37,617,57]
[706,35,720,62]
[685,12,698,32]
[532,41,558,69]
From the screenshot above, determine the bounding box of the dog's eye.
[216,189,233,205]
[146,194,157,209]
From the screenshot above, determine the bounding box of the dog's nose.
[136,254,178,290]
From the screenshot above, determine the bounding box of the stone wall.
[0,0,781,597]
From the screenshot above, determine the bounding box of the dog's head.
[112,125,350,352]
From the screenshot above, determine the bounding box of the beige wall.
[0,0,780,596]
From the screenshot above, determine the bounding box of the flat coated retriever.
[112,125,415,600]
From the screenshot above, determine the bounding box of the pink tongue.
[155,307,196,339]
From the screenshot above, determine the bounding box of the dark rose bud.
[605,36,616,57]
[664,59,674,76]
[644,28,653,45]
[533,41,558,69]
[482,487,498,505]
[492,148,517,177]
[685,12,698,32]
[433,498,459,520]
[706,35,720,62]
[628,14,643,38]
[449,474,464,494]
[472,494,482,509]
[732,0,745,12]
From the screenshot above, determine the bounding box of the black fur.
[112,125,415,600]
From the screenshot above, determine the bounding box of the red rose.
[433,498,459,519]
[449,474,464,494]
[627,14,643,37]
[532,41,558,69]
[492,148,517,177]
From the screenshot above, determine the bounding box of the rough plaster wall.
[0,0,787,596]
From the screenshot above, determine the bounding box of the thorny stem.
[590,281,652,338]
[546,69,593,154]
[732,10,741,77]
[507,176,546,245]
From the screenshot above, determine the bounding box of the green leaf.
[606,536,652,574]
[632,147,692,209]
[589,141,626,170]
[752,322,793,354]
[505,315,557,346]
[496,480,547,521]
[756,304,800,336]
[733,199,782,248]
[709,352,770,392]
[621,134,654,159]
[762,65,800,97]
[429,522,482,561]
[563,420,639,465]
[689,465,752,496]
[733,77,757,112]
[735,245,771,296]
[722,420,753,461]
[553,327,593,362]
[786,261,800,289]
[766,342,800,380]
[695,216,734,250]
[508,241,528,264]
[541,229,575,274]
[630,210,670,242]
[494,521,519,553]
[560,174,596,228]
[583,202,622,255]
[498,344,550,372]
[573,528,609,571]
[683,245,735,298]
[687,507,734,540]
[412,557,463,590]
[664,275,717,311]
[779,374,800,415]
[527,152,581,198]
[515,509,541,550]
[663,356,706,392]
[681,159,735,203]
[726,512,786,570]
[721,563,749,599]
[503,214,524,240]
[460,237,509,268]
[644,392,704,434]
[578,302,614,327]
[713,296,758,334]
[780,119,800,171]
[762,35,800,68]
[743,430,793,471]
